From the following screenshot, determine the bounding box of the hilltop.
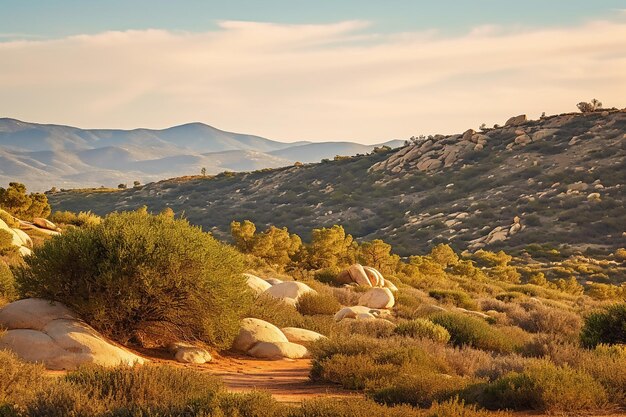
[48,109,626,256]
[0,118,402,191]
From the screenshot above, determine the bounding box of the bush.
[313,266,342,285]
[430,313,516,353]
[475,362,608,412]
[429,289,477,310]
[15,211,250,349]
[0,210,19,228]
[0,229,17,256]
[0,260,16,300]
[580,303,626,348]
[371,373,471,407]
[394,319,451,343]
[332,319,397,339]
[246,293,305,328]
[0,350,48,412]
[297,292,342,316]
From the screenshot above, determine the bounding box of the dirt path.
[144,351,359,403]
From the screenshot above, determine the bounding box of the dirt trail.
[146,352,359,403]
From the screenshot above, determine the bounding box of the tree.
[577,99,602,113]
[231,220,301,270]
[0,182,50,220]
[118,183,127,189]
[429,244,459,267]
[231,220,257,253]
[133,181,141,188]
[305,225,357,269]
[201,167,207,177]
[358,239,400,274]
[580,304,626,348]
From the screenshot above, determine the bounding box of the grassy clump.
[394,319,451,344]
[429,289,478,310]
[430,313,518,353]
[0,260,16,301]
[474,362,608,412]
[297,291,342,316]
[14,211,251,349]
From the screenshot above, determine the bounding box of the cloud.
[1,19,625,142]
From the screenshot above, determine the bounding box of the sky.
[1,1,625,143]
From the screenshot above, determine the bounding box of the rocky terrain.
[0,118,402,191]
[48,109,626,257]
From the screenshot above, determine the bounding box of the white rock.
[247,341,310,360]
[334,305,390,321]
[281,327,326,344]
[263,281,316,302]
[363,266,384,287]
[232,318,288,353]
[170,344,212,364]
[358,288,395,309]
[33,218,58,231]
[244,273,272,295]
[11,228,33,248]
[347,264,372,287]
[264,278,283,285]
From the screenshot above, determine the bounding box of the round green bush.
[580,304,626,348]
[394,318,451,343]
[16,211,250,349]
[430,312,515,353]
[296,292,341,316]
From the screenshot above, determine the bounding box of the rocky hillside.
[48,109,626,256]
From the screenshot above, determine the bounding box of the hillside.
[48,109,626,257]
[0,118,403,191]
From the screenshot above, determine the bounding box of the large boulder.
[11,228,33,248]
[0,299,146,370]
[232,318,288,353]
[363,266,384,287]
[33,218,59,231]
[358,288,395,309]
[263,281,316,306]
[0,219,22,248]
[244,273,272,295]
[505,114,527,126]
[347,264,372,287]
[281,327,326,344]
[247,341,310,360]
[383,279,399,292]
[264,278,283,285]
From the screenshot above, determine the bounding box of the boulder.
[358,288,395,309]
[335,270,354,285]
[33,218,58,231]
[281,327,326,344]
[0,219,22,248]
[0,299,145,370]
[264,278,283,285]
[347,264,372,287]
[462,129,475,142]
[18,246,32,257]
[11,228,33,248]
[514,134,532,145]
[383,279,399,292]
[263,281,316,303]
[362,266,384,287]
[505,114,527,126]
[244,273,272,295]
[169,343,212,364]
[247,341,310,360]
[532,129,559,141]
[334,305,390,321]
[232,318,288,353]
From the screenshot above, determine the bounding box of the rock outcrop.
[281,327,326,344]
[0,299,146,370]
[333,305,392,321]
[337,264,397,291]
[358,288,395,309]
[262,281,316,306]
[244,273,272,295]
[232,318,311,360]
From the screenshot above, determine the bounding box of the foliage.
[428,289,477,310]
[0,183,51,220]
[429,244,459,267]
[0,230,17,256]
[0,260,16,300]
[580,303,626,348]
[49,210,102,227]
[231,220,302,270]
[357,239,400,275]
[305,225,357,269]
[394,319,451,343]
[577,99,602,113]
[430,313,517,353]
[15,211,250,349]
[296,291,342,316]
[475,362,607,412]
[0,210,19,228]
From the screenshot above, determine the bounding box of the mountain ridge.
[0,117,404,191]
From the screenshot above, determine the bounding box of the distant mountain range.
[0,118,403,191]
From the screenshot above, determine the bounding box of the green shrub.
[429,289,477,310]
[15,211,250,349]
[371,373,471,407]
[580,303,626,348]
[430,313,516,353]
[0,230,17,256]
[332,319,397,339]
[394,319,451,343]
[246,293,305,328]
[0,261,16,301]
[297,291,342,316]
[313,266,343,286]
[475,362,607,412]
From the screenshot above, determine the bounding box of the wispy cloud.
[0,19,625,142]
